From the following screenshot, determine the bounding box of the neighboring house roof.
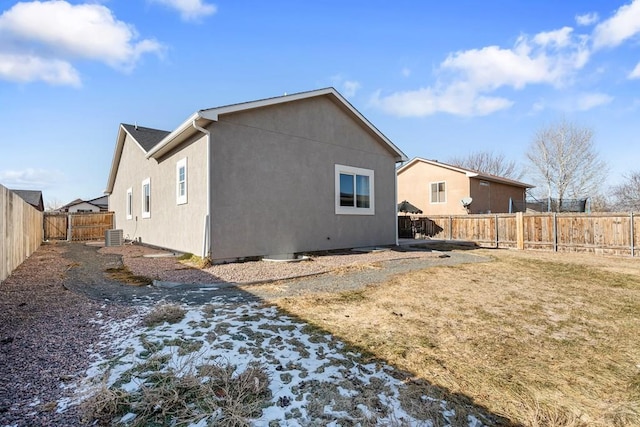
[105,87,408,194]
[59,196,106,212]
[397,157,535,189]
[11,189,44,211]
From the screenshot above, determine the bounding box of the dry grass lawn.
[274,248,640,426]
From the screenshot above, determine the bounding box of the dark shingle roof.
[11,189,44,210]
[121,124,170,153]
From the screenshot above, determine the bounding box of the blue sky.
[1,0,639,205]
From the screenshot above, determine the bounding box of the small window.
[126,188,133,219]
[142,178,151,218]
[335,164,374,215]
[430,181,446,203]
[176,158,187,205]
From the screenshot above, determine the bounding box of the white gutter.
[192,118,211,259]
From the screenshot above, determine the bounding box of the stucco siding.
[397,163,469,215]
[208,96,397,260]
[469,178,525,213]
[109,133,208,254]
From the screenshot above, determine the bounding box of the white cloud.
[373,26,591,118]
[533,27,574,48]
[150,0,217,22]
[370,84,513,117]
[630,62,640,78]
[0,53,80,86]
[0,1,164,85]
[0,168,66,189]
[574,92,613,110]
[401,67,411,77]
[576,12,599,26]
[342,80,361,98]
[593,0,640,49]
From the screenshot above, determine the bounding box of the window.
[335,164,375,215]
[126,188,133,219]
[430,181,446,203]
[142,178,151,218]
[176,158,187,205]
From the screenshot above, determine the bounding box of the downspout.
[192,118,211,259]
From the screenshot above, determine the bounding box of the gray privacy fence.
[1,184,43,282]
[405,212,638,257]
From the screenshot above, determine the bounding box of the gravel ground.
[0,240,489,426]
[0,243,135,427]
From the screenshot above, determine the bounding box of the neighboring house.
[105,88,407,261]
[10,189,44,212]
[59,196,108,213]
[397,158,534,215]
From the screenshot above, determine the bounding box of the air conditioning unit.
[105,229,124,247]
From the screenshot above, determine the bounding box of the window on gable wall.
[430,181,446,203]
[142,178,151,218]
[126,187,132,219]
[335,164,375,215]
[176,158,187,205]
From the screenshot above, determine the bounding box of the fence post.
[448,216,452,240]
[516,212,524,250]
[66,213,72,241]
[553,213,558,252]
[495,214,499,248]
[631,212,635,257]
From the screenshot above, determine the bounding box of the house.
[11,189,44,212]
[105,88,407,261]
[59,195,108,213]
[397,158,534,215]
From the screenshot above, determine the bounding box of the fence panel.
[43,212,114,241]
[44,213,68,240]
[1,184,43,282]
[407,212,638,257]
[69,212,114,241]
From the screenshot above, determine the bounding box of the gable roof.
[106,88,407,194]
[121,124,171,153]
[398,157,534,188]
[11,189,44,210]
[145,87,407,161]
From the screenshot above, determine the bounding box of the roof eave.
[145,112,203,160]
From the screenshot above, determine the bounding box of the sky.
[1,0,640,205]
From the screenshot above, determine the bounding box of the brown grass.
[274,249,640,426]
[81,361,270,426]
[105,266,153,286]
[142,304,187,327]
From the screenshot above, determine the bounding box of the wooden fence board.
[44,212,114,241]
[404,212,639,257]
[1,184,43,282]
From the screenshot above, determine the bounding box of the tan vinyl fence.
[406,212,639,257]
[1,184,43,282]
[44,212,114,241]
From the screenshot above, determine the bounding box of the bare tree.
[448,151,523,180]
[45,198,65,211]
[611,171,640,212]
[526,119,607,210]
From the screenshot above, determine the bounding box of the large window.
[176,158,187,205]
[335,164,374,215]
[126,187,133,220]
[430,181,446,203]
[142,178,151,218]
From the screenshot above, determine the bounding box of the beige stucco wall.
[208,95,398,260]
[469,178,525,213]
[109,133,208,255]
[397,162,469,215]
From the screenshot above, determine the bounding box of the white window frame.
[126,187,133,220]
[176,158,187,205]
[430,181,446,204]
[142,178,151,218]
[335,164,375,215]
